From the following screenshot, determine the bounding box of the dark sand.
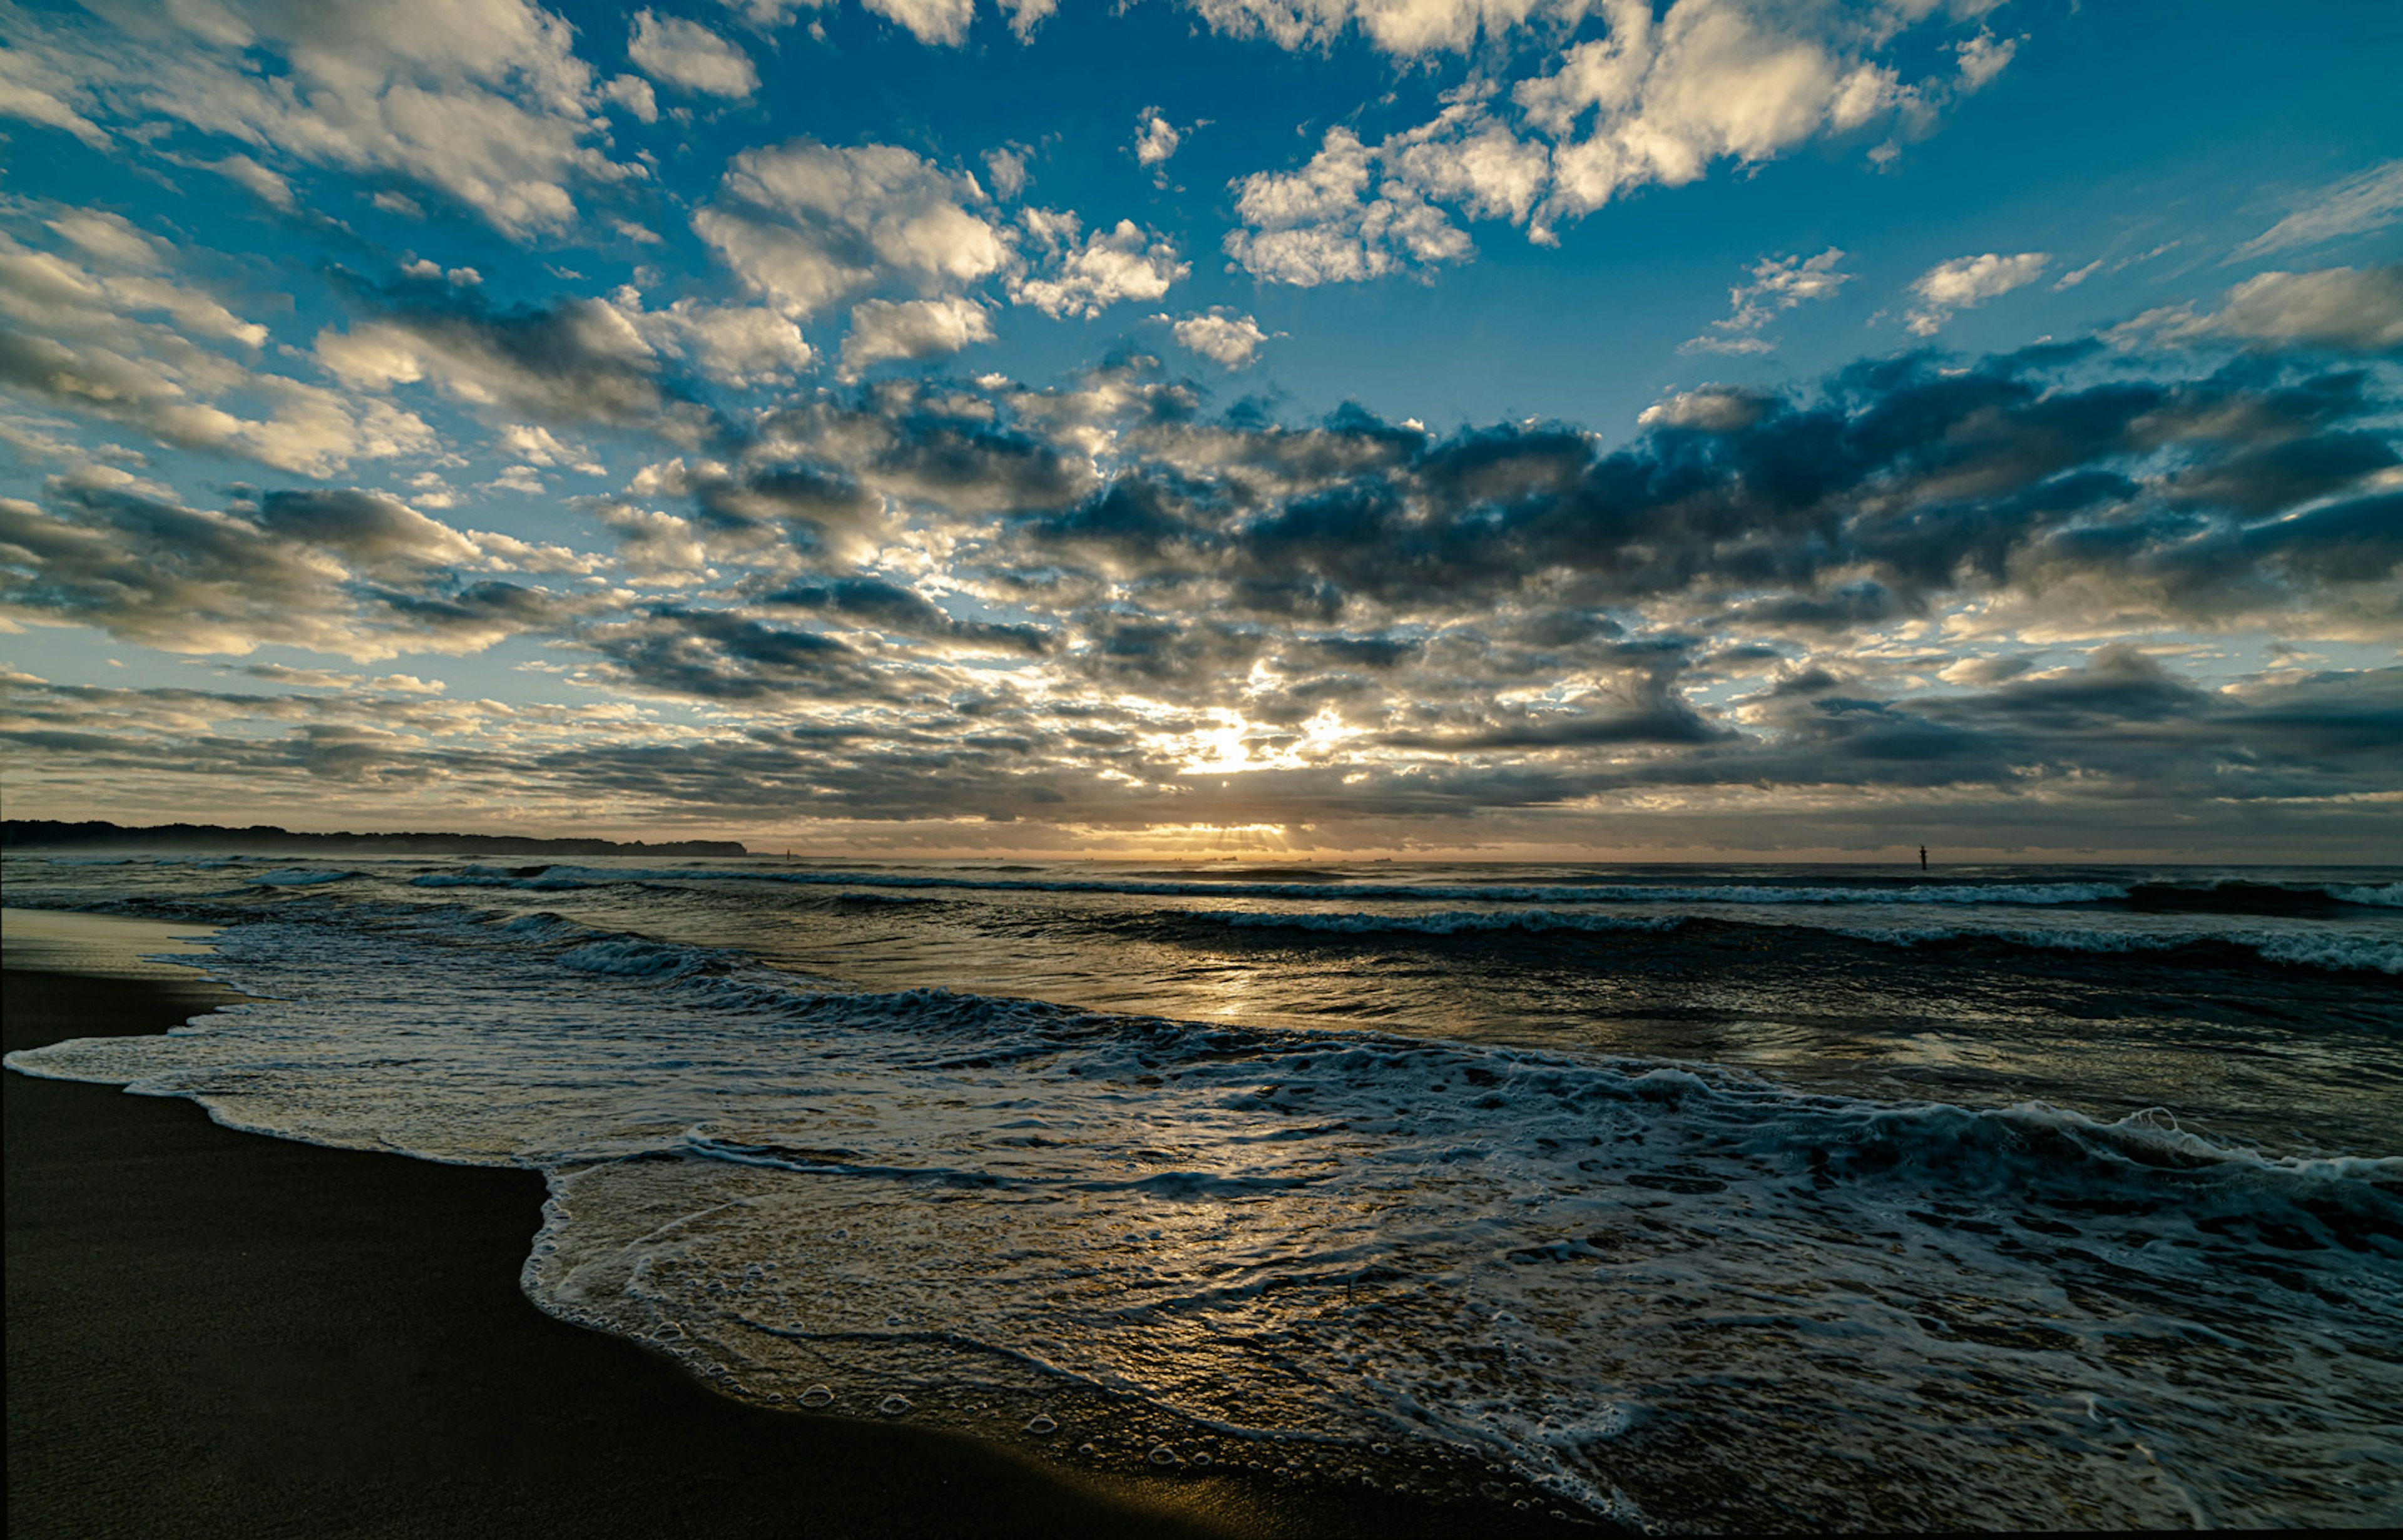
[5,964,1594,1539]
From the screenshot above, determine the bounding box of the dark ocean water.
[6,854,2399,1530]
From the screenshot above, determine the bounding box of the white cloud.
[1953,29,2018,91]
[2231,160,2403,261]
[2052,258,2103,290]
[999,0,1060,40]
[1163,309,1274,369]
[839,296,995,378]
[212,154,295,208]
[982,146,1030,200]
[1638,386,1772,432]
[1226,1,2011,283]
[0,0,641,239]
[1181,0,1567,56]
[697,140,1008,317]
[1223,128,1473,285]
[1135,106,1183,168]
[1013,219,1189,319]
[0,39,111,148]
[862,0,978,46]
[1686,247,1850,353]
[0,227,432,476]
[610,287,817,385]
[1904,252,2048,335]
[501,423,603,474]
[600,73,660,123]
[2123,266,2403,356]
[628,10,759,98]
[717,0,835,28]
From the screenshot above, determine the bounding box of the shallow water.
[6,854,2399,1530]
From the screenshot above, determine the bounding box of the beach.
[3,949,1588,1538]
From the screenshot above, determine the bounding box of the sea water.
[6,854,2399,1529]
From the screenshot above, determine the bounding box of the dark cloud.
[9,324,2398,851]
[0,481,603,658]
[762,576,1056,656]
[576,605,907,703]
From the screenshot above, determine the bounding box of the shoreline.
[3,958,1591,1538]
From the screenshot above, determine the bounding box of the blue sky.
[2,0,2399,857]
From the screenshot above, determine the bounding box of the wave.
[1165,904,2402,977]
[2126,879,2403,916]
[1843,921,2403,976]
[1201,909,1688,937]
[241,868,359,887]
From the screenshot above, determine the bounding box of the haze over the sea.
[1,0,2397,860]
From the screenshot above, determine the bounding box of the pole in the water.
[1919,845,1928,871]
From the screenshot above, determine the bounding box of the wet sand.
[4,957,1592,1539]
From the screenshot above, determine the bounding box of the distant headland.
[2,820,748,858]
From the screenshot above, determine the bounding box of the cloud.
[765,575,1056,655]
[1904,252,2048,335]
[2232,160,2403,260]
[628,10,759,98]
[982,146,1031,200]
[1953,28,2018,91]
[315,289,676,429]
[1165,309,1274,369]
[1012,219,1189,319]
[0,225,435,476]
[839,296,997,378]
[998,0,1059,40]
[860,0,979,47]
[609,288,816,387]
[0,482,591,660]
[697,139,1009,317]
[2125,265,2403,357]
[1181,0,1570,56]
[0,0,640,238]
[210,153,295,208]
[1224,128,1474,285]
[1635,386,1771,432]
[1225,1,2009,283]
[1134,106,1184,168]
[1687,247,1851,353]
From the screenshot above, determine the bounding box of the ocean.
[5,853,2399,1531]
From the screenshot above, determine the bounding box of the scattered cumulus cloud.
[1226,0,2016,285]
[1164,309,1274,369]
[860,0,979,47]
[628,10,760,98]
[696,139,1009,318]
[0,0,642,238]
[1904,252,2048,335]
[982,146,1031,200]
[1134,106,1184,168]
[839,295,996,377]
[1013,218,1190,319]
[1687,248,1852,353]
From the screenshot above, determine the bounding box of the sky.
[1,0,2398,860]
